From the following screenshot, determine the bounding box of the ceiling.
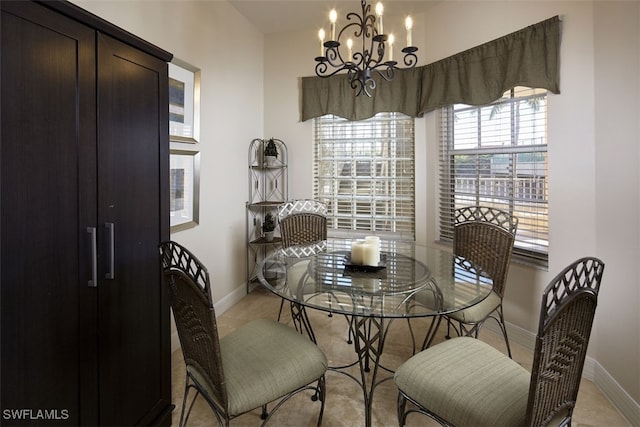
[228,1,438,35]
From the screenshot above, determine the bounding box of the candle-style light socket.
[373,34,387,43]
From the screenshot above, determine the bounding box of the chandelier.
[314,0,418,97]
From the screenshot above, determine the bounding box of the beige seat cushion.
[447,290,501,323]
[394,336,530,427]
[220,319,327,416]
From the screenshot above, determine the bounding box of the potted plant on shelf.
[264,138,278,166]
[263,212,276,241]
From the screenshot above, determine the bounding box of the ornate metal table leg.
[290,301,317,343]
[420,315,443,351]
[351,316,388,427]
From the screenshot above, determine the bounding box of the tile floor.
[171,287,630,427]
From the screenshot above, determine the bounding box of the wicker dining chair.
[444,205,518,356]
[276,199,328,321]
[278,199,328,248]
[159,241,328,427]
[395,256,605,427]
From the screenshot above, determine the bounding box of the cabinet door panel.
[96,33,170,426]
[0,2,97,425]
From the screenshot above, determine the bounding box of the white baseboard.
[483,321,639,426]
[593,359,640,427]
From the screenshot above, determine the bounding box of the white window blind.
[439,87,549,266]
[314,113,415,240]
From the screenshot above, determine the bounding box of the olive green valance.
[300,15,560,122]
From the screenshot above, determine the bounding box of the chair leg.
[315,375,326,427]
[496,306,512,358]
[180,379,200,427]
[276,298,285,321]
[397,392,408,427]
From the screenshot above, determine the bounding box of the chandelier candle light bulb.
[375,2,383,34]
[405,16,413,47]
[318,28,325,56]
[388,33,394,61]
[330,9,337,41]
[347,38,353,62]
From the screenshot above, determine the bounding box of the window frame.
[438,87,549,267]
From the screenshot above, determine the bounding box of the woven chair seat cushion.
[286,260,313,293]
[446,290,501,324]
[394,336,529,427]
[198,318,327,416]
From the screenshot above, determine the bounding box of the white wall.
[72,0,640,422]
[263,0,640,421]
[593,1,640,412]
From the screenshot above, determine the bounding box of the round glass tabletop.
[257,238,493,319]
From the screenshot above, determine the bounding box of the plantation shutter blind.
[314,113,415,240]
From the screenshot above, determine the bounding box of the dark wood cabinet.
[1,1,173,425]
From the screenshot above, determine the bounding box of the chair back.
[159,241,228,412]
[278,199,328,248]
[525,257,605,426]
[454,206,518,297]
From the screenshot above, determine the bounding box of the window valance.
[300,15,560,122]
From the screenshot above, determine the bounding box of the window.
[439,87,549,266]
[314,113,415,240]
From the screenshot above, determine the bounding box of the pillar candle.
[362,242,380,266]
[364,236,381,264]
[351,240,365,265]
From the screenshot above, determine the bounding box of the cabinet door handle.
[105,222,115,279]
[87,227,97,287]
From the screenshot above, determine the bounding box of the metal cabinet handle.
[105,222,115,279]
[87,227,97,287]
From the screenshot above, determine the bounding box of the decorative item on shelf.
[264,138,278,166]
[314,0,419,97]
[263,212,276,241]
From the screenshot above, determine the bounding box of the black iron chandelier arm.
[315,60,350,78]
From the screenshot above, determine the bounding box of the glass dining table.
[256,238,493,427]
